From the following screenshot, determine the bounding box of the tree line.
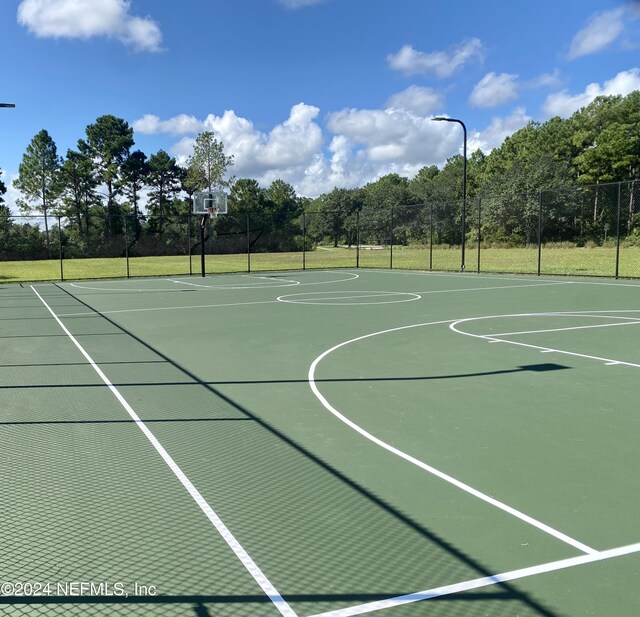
[1,91,638,260]
[308,91,639,249]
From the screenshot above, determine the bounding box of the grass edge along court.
[0,244,639,283]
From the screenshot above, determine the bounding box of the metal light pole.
[432,116,467,272]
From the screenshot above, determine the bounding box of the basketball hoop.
[201,206,218,228]
[194,191,227,216]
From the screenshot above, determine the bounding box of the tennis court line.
[58,281,566,317]
[309,320,597,556]
[356,268,640,287]
[553,309,640,315]
[450,312,640,369]
[31,286,298,617]
[66,271,359,293]
[167,277,301,289]
[58,299,280,317]
[307,541,640,617]
[488,319,640,338]
[412,282,567,294]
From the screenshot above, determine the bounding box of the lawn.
[1,245,638,283]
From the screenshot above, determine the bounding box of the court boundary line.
[351,268,640,288]
[167,276,301,289]
[308,319,597,555]
[30,285,298,617]
[450,311,640,368]
[57,299,280,317]
[488,318,640,338]
[66,270,359,293]
[306,541,640,617]
[57,280,570,317]
[413,282,567,294]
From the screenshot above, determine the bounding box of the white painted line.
[31,286,297,617]
[168,277,301,289]
[56,312,97,317]
[58,299,280,317]
[291,271,360,286]
[354,268,640,288]
[413,282,567,294]
[61,281,557,315]
[480,340,640,367]
[308,541,640,617]
[488,320,640,338]
[449,312,640,369]
[552,310,640,316]
[248,275,300,283]
[69,282,167,292]
[308,320,597,555]
[67,271,358,292]
[277,291,421,306]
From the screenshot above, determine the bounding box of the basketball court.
[1,267,639,616]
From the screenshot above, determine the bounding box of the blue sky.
[1,0,640,207]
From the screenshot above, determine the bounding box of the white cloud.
[468,107,532,153]
[528,69,562,89]
[17,0,162,52]
[385,86,444,115]
[542,68,640,117]
[469,72,519,108]
[135,100,533,197]
[144,104,324,187]
[2,171,23,214]
[326,108,461,166]
[387,39,485,78]
[567,7,626,59]
[133,113,203,135]
[158,105,463,196]
[326,109,408,147]
[170,136,197,162]
[205,104,323,174]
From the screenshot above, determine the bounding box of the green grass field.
[1,245,639,282]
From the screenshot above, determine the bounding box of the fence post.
[477,198,481,273]
[390,207,394,270]
[124,215,130,279]
[185,215,191,275]
[200,215,206,277]
[356,211,360,268]
[302,212,306,271]
[615,182,622,279]
[246,213,251,273]
[58,215,64,282]
[429,203,433,271]
[537,190,543,276]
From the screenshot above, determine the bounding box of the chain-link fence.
[1,180,638,282]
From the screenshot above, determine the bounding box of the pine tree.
[13,129,62,257]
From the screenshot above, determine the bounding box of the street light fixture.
[432,116,467,272]
[0,103,16,108]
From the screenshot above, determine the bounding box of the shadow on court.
[0,589,554,617]
[0,284,563,617]
[0,363,570,391]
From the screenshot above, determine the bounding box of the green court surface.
[1,269,639,617]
